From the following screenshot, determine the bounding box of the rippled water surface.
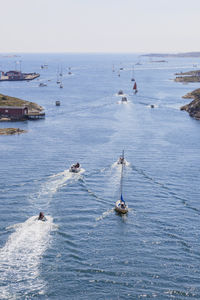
[1,54,200,299]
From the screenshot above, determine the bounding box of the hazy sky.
[1,0,200,53]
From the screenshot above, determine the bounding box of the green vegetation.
[0,94,43,112]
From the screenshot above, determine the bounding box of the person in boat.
[118,156,124,164]
[74,162,80,168]
[121,202,125,209]
[38,212,45,221]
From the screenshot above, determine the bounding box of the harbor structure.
[0,106,45,120]
[0,70,40,81]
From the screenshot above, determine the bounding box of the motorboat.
[69,163,81,173]
[118,90,123,95]
[39,82,47,87]
[117,150,126,165]
[56,101,61,106]
[38,212,47,221]
[121,97,127,102]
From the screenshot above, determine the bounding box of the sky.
[0,0,200,53]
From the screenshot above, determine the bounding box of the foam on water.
[96,208,114,221]
[29,169,85,210]
[0,216,54,299]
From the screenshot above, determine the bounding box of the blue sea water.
[0,53,200,299]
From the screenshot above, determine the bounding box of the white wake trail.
[0,216,53,299]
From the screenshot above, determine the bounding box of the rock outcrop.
[180,89,200,119]
[0,94,43,113]
[0,128,27,135]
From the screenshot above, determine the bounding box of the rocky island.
[0,93,45,134]
[175,70,200,83]
[180,89,200,120]
[0,128,27,135]
[0,93,45,121]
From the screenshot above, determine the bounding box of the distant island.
[175,70,200,83]
[142,52,200,58]
[181,89,200,120]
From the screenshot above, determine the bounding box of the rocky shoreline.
[0,93,43,113]
[0,128,27,135]
[180,89,200,120]
[175,70,200,83]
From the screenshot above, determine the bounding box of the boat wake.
[30,169,85,210]
[95,208,114,221]
[0,216,54,299]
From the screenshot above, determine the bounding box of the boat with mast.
[133,82,138,94]
[131,66,135,82]
[115,151,128,214]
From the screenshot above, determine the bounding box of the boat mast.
[120,150,124,197]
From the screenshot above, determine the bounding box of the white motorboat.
[69,163,81,173]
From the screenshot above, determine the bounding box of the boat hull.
[115,200,128,214]
[69,165,81,173]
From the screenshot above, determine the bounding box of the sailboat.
[60,82,63,88]
[56,66,61,84]
[68,67,72,75]
[131,66,135,82]
[133,82,138,94]
[115,151,128,214]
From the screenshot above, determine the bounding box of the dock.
[28,111,45,120]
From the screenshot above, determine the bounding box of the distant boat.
[133,82,138,94]
[55,101,60,106]
[68,67,72,75]
[39,82,47,87]
[131,66,135,82]
[59,76,63,88]
[69,162,81,173]
[118,90,124,95]
[121,97,127,103]
[115,151,128,214]
[41,64,48,69]
[60,66,63,77]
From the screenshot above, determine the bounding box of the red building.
[5,71,24,80]
[0,106,28,120]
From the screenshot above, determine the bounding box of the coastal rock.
[0,94,43,113]
[0,128,27,135]
[180,88,200,119]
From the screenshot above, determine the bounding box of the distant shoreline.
[142,52,200,58]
